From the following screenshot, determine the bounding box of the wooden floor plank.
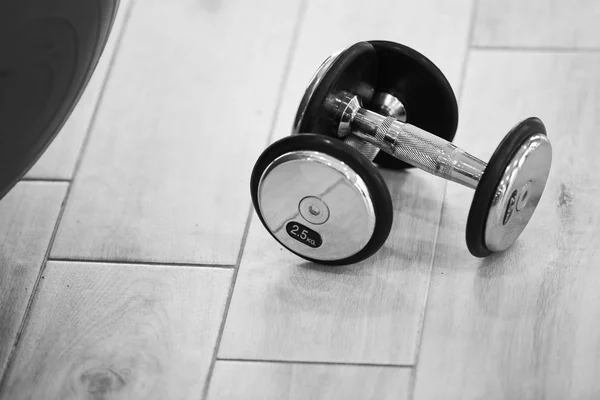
[0,262,232,400]
[207,361,411,400]
[413,51,600,400]
[220,169,445,365]
[26,0,132,180]
[473,0,600,49]
[49,0,301,264]
[220,0,473,366]
[0,182,67,382]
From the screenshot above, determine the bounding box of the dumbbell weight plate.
[466,117,552,257]
[292,50,342,134]
[368,40,459,170]
[293,42,378,139]
[251,134,393,265]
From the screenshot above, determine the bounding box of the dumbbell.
[251,41,552,265]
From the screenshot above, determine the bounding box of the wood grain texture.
[0,182,66,381]
[26,0,132,180]
[220,0,473,366]
[207,361,411,400]
[473,0,600,48]
[413,51,600,400]
[50,0,301,264]
[220,169,445,364]
[1,262,232,400]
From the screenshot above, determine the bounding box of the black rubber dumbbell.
[251,41,552,265]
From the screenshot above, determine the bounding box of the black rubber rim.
[368,40,459,170]
[294,40,458,170]
[295,41,377,137]
[250,134,393,265]
[466,117,547,257]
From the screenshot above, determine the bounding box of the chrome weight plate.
[293,49,342,134]
[484,133,552,252]
[292,42,378,138]
[258,151,376,261]
[467,117,552,257]
[250,134,393,265]
[292,40,459,171]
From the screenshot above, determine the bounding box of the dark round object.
[368,40,459,169]
[466,117,547,257]
[0,0,119,201]
[294,41,378,137]
[251,134,393,265]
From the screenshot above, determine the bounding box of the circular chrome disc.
[484,133,552,252]
[258,150,376,261]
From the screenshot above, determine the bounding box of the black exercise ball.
[0,0,119,200]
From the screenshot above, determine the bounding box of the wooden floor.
[1,0,600,399]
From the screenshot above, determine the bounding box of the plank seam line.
[216,357,414,369]
[20,178,71,183]
[0,0,137,393]
[47,258,235,269]
[200,1,309,399]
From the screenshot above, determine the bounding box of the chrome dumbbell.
[251,41,552,265]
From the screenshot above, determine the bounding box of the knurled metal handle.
[352,110,487,189]
[383,118,461,175]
